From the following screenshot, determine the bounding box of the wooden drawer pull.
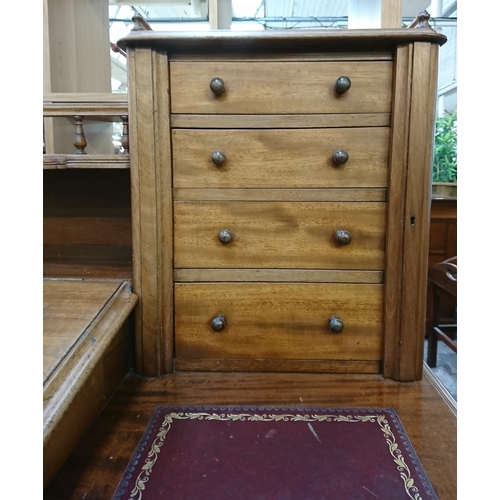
[218,229,234,244]
[211,150,226,166]
[209,77,225,95]
[334,229,352,245]
[211,314,227,332]
[328,316,344,333]
[335,76,351,94]
[332,149,349,166]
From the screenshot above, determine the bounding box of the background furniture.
[43,95,137,487]
[118,17,446,381]
[427,195,457,326]
[426,256,457,367]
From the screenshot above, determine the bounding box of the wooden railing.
[43,93,130,169]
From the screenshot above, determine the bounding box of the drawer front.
[170,61,393,114]
[175,283,383,360]
[174,201,386,269]
[173,128,390,189]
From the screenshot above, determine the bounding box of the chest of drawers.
[119,23,446,381]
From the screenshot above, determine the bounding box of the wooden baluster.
[73,115,87,154]
[120,115,129,154]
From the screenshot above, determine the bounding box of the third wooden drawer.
[174,201,386,269]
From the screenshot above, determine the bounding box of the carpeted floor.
[424,339,457,401]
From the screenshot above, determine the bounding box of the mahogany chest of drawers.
[119,23,446,381]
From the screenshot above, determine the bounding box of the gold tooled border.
[129,412,424,500]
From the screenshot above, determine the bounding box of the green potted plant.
[432,110,457,197]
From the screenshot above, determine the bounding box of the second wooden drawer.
[172,128,390,189]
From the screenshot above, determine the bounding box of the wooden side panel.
[383,44,412,379]
[172,128,390,188]
[128,47,174,376]
[384,42,440,381]
[174,201,386,270]
[170,61,393,114]
[175,283,384,361]
[154,50,175,374]
[399,42,440,381]
[129,48,155,375]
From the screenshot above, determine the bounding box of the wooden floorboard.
[43,370,457,500]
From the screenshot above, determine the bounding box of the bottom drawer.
[174,283,383,369]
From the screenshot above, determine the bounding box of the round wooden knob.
[211,314,226,332]
[210,78,225,95]
[218,229,233,244]
[328,316,344,333]
[335,229,352,245]
[332,150,349,166]
[335,76,351,94]
[211,150,226,166]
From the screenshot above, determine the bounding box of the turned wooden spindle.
[408,10,433,30]
[73,115,87,154]
[131,13,153,31]
[120,115,129,154]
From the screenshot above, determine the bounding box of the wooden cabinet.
[119,25,446,380]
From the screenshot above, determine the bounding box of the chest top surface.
[118,28,447,54]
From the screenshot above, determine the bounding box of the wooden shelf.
[43,154,130,170]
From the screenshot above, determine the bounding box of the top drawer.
[170,61,393,115]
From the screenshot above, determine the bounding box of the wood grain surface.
[174,269,384,283]
[43,370,457,500]
[174,201,386,269]
[173,188,387,202]
[170,61,393,114]
[171,113,391,129]
[43,280,121,383]
[172,128,390,188]
[43,280,138,487]
[174,283,383,361]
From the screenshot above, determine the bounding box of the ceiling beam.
[349,0,403,29]
[209,0,232,29]
[110,1,193,5]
